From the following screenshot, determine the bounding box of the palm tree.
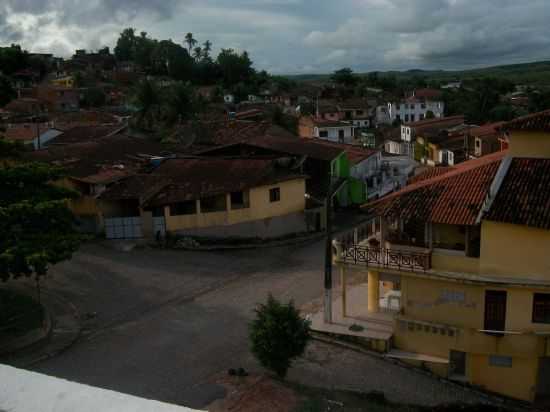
[202,40,212,59]
[185,32,197,54]
[193,47,203,61]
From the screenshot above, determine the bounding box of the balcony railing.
[337,245,432,272]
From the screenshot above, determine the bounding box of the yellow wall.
[509,131,550,158]
[480,221,550,281]
[51,77,75,88]
[394,275,548,402]
[165,179,306,231]
[469,354,538,402]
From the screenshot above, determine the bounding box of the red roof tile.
[143,158,306,206]
[408,166,455,184]
[364,151,506,225]
[499,109,550,132]
[485,158,550,230]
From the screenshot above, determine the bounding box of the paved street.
[20,239,490,410]
[26,240,327,409]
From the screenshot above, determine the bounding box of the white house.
[313,119,355,144]
[387,99,444,123]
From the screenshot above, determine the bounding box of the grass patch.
[0,289,44,339]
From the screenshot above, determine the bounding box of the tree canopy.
[0,142,81,282]
[249,294,311,378]
[331,68,359,88]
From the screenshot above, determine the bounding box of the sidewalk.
[1,284,81,368]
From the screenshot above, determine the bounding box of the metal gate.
[105,217,143,240]
[153,216,166,239]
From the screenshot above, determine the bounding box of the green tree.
[425,110,435,119]
[202,40,212,59]
[193,47,203,61]
[114,28,137,61]
[0,45,29,76]
[216,48,254,87]
[331,68,358,88]
[185,32,197,54]
[249,294,311,378]
[133,79,161,130]
[163,82,200,125]
[0,149,80,294]
[0,75,16,106]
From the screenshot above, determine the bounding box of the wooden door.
[484,290,507,332]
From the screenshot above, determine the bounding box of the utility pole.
[324,195,333,323]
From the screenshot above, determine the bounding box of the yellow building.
[50,76,75,88]
[100,158,312,240]
[332,110,550,404]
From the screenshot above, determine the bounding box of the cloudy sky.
[1,0,550,74]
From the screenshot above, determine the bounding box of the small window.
[230,191,249,210]
[405,114,409,122]
[170,201,196,216]
[319,130,328,138]
[356,110,364,116]
[201,194,227,213]
[489,355,512,368]
[269,187,281,203]
[533,293,550,324]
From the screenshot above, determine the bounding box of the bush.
[249,294,311,378]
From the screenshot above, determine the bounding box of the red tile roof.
[4,124,50,142]
[499,109,550,132]
[405,115,464,129]
[485,158,550,230]
[408,166,455,184]
[412,88,443,100]
[50,125,127,145]
[304,140,377,164]
[469,122,505,138]
[142,158,306,206]
[364,151,506,225]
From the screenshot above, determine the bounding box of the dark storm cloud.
[1,0,550,72]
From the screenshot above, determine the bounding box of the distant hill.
[285,60,550,86]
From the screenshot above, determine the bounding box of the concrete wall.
[173,211,309,239]
[469,354,539,402]
[480,221,550,281]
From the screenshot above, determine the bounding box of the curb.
[168,233,325,251]
[0,286,82,368]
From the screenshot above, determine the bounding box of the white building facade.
[387,100,444,123]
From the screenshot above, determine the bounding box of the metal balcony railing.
[338,245,432,272]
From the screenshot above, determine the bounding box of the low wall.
[173,211,310,239]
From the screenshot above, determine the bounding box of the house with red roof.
[323,109,550,404]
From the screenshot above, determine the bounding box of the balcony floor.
[308,284,395,342]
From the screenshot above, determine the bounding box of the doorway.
[484,290,507,332]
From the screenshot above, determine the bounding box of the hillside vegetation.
[287,60,550,86]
